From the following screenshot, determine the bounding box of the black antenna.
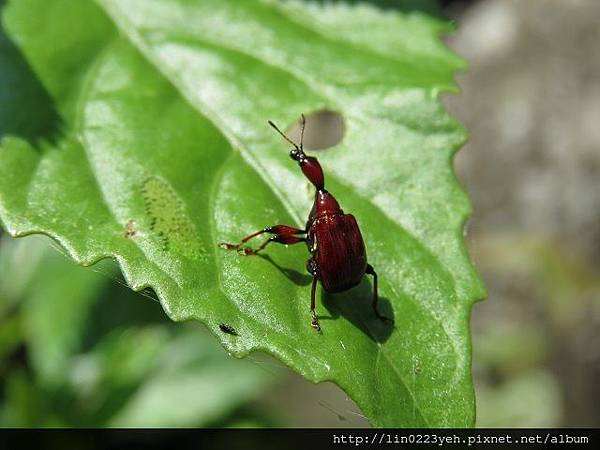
[299,113,306,150]
[268,120,299,149]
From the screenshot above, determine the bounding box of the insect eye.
[289,148,301,161]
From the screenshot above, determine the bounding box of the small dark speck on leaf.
[219,323,238,335]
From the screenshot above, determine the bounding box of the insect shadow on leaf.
[320,279,395,344]
[256,253,313,287]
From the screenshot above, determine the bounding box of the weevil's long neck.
[297,153,325,190]
[294,150,341,219]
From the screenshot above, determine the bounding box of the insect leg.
[366,264,394,324]
[310,275,321,331]
[240,234,306,256]
[219,225,305,254]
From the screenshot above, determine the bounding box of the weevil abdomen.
[309,213,367,293]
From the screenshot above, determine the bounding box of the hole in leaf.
[286,109,345,150]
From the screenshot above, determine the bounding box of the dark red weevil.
[219,115,394,331]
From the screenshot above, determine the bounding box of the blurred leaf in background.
[471,234,600,427]
[0,0,483,426]
[0,235,275,427]
[441,0,600,427]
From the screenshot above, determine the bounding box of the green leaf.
[106,328,274,427]
[0,0,485,426]
[22,242,106,387]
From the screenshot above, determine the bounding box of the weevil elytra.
[219,115,394,331]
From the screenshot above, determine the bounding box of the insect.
[219,115,393,331]
[219,323,238,335]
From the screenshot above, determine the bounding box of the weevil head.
[289,147,302,161]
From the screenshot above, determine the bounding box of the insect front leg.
[366,264,394,324]
[219,225,306,256]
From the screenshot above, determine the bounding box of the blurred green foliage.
[471,234,600,427]
[0,234,275,427]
